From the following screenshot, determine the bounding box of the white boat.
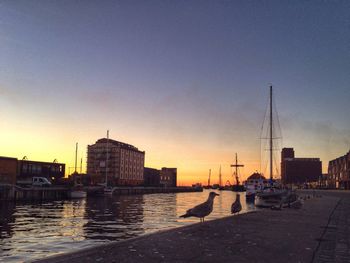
[244,174,267,201]
[255,86,286,207]
[69,143,87,199]
[245,183,261,201]
[70,189,87,199]
[104,186,114,195]
[255,186,287,207]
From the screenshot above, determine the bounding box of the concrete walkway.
[32,190,350,263]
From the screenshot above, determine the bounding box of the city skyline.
[1,1,350,185]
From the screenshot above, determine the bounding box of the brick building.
[160,168,177,187]
[87,138,145,186]
[17,159,65,184]
[0,157,65,185]
[328,150,350,189]
[281,148,322,185]
[144,167,160,186]
[0,157,18,185]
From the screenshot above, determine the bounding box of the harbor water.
[0,189,255,262]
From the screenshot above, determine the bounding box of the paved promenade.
[33,190,350,263]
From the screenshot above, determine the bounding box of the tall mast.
[219,165,222,187]
[208,169,211,186]
[105,130,109,186]
[269,85,273,180]
[74,142,78,173]
[231,153,244,185]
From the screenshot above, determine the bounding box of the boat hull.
[70,190,87,199]
[245,192,256,202]
[255,189,288,208]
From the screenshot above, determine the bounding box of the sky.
[0,0,349,185]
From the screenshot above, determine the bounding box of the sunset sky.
[1,1,349,185]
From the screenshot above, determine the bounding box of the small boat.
[244,175,267,202]
[245,184,258,202]
[255,85,285,207]
[70,189,87,199]
[104,186,114,195]
[255,183,287,208]
[211,184,220,189]
[230,153,245,192]
[69,143,87,199]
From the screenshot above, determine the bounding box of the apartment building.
[328,150,350,189]
[87,138,145,186]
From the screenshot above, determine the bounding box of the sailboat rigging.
[255,85,288,207]
[70,142,87,198]
[231,153,245,192]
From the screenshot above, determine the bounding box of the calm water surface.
[0,190,255,262]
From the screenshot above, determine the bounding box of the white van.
[32,177,52,187]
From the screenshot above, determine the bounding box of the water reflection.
[0,190,255,262]
[83,195,145,241]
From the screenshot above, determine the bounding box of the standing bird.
[180,192,219,222]
[231,194,242,215]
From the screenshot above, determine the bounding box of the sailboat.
[203,169,211,189]
[231,153,245,192]
[255,85,287,207]
[212,166,221,189]
[70,142,87,199]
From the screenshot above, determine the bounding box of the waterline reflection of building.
[83,196,145,241]
[0,190,256,262]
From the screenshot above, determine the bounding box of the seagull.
[180,192,219,222]
[231,194,242,214]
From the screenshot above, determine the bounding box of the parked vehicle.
[32,177,52,187]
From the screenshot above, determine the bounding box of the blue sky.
[1,1,349,183]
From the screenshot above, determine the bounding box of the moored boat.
[244,173,267,201]
[70,189,87,199]
[255,85,285,207]
[255,186,287,207]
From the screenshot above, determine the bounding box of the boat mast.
[231,153,244,185]
[269,85,273,180]
[208,169,211,187]
[74,142,78,173]
[105,130,109,186]
[219,165,222,187]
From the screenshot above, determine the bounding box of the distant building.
[18,159,65,184]
[160,168,177,187]
[144,167,160,186]
[281,148,322,185]
[87,138,145,186]
[0,157,65,185]
[0,157,18,185]
[328,150,350,189]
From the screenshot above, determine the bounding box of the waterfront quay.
[33,190,350,263]
[0,184,69,201]
[0,184,202,201]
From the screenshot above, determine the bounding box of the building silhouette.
[0,157,18,184]
[160,168,177,187]
[0,156,65,185]
[328,150,350,189]
[87,138,145,186]
[143,167,160,186]
[281,148,322,185]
